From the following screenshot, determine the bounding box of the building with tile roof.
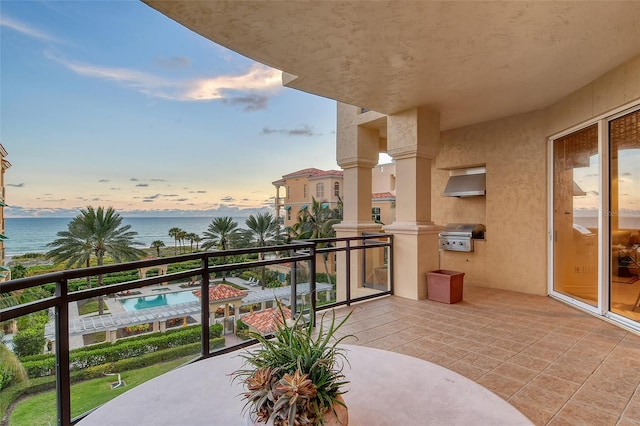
[193,283,248,334]
[273,163,396,229]
[241,306,292,336]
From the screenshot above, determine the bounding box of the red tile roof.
[372,192,395,199]
[281,168,343,179]
[193,283,247,302]
[241,306,292,335]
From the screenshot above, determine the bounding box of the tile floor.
[326,285,640,426]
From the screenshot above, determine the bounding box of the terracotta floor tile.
[549,399,620,426]
[616,418,640,426]
[475,371,527,399]
[509,385,566,421]
[460,352,503,370]
[572,384,630,415]
[446,359,489,381]
[508,398,555,425]
[543,361,596,385]
[492,363,538,383]
[475,344,518,362]
[622,390,640,420]
[508,353,552,372]
[334,286,640,425]
[525,374,581,400]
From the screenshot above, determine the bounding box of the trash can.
[426,270,464,304]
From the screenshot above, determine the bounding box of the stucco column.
[334,104,383,302]
[385,106,443,300]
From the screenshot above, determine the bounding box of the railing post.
[345,240,351,306]
[309,243,317,327]
[55,278,71,426]
[388,235,394,295]
[291,257,297,318]
[200,256,210,356]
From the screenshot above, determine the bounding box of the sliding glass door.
[609,110,640,322]
[552,125,600,308]
[551,107,640,329]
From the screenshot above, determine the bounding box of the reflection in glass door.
[552,125,599,307]
[609,110,640,322]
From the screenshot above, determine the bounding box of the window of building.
[372,207,381,223]
[303,184,308,199]
[286,186,290,199]
[287,209,291,221]
[334,182,340,196]
[316,182,324,198]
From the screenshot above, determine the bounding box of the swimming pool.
[121,291,198,312]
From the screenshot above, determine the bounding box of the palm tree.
[202,217,239,281]
[192,234,202,251]
[290,197,342,283]
[150,240,165,257]
[245,212,281,289]
[47,206,146,314]
[176,230,187,254]
[168,227,182,255]
[186,233,200,252]
[201,217,239,251]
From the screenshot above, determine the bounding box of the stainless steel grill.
[439,223,486,252]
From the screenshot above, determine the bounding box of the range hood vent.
[443,167,486,197]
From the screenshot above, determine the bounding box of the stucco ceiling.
[143,1,640,130]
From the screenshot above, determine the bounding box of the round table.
[79,344,533,425]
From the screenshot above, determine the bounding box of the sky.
[0,1,344,218]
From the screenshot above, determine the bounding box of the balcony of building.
[2,232,640,425]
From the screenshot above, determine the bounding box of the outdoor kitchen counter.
[78,344,533,426]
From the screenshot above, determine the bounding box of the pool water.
[121,291,198,311]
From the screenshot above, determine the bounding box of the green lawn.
[8,356,193,425]
[77,299,109,315]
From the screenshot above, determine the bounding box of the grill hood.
[443,167,486,197]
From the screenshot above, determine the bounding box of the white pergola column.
[334,104,383,302]
[384,106,443,300]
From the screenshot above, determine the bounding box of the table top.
[79,344,533,426]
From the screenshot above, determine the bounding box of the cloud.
[47,53,281,106]
[7,183,24,187]
[150,178,166,182]
[136,183,149,187]
[110,187,121,190]
[222,95,268,111]
[621,172,633,176]
[99,179,109,182]
[262,125,315,137]
[186,64,281,100]
[144,194,161,200]
[155,56,191,69]
[221,196,235,202]
[0,16,61,43]
[142,199,154,203]
[130,178,139,181]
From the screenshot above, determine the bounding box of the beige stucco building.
[0,143,10,281]
[273,165,396,228]
[145,1,640,332]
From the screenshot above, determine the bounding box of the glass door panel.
[609,110,640,322]
[552,124,599,306]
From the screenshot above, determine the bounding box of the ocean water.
[4,217,251,258]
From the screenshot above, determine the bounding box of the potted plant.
[231,302,352,425]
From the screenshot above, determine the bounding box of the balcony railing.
[0,233,392,425]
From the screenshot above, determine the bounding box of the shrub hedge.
[22,324,224,378]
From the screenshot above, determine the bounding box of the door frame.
[548,100,640,326]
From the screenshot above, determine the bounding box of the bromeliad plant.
[231,302,353,426]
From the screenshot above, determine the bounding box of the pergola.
[193,284,248,334]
